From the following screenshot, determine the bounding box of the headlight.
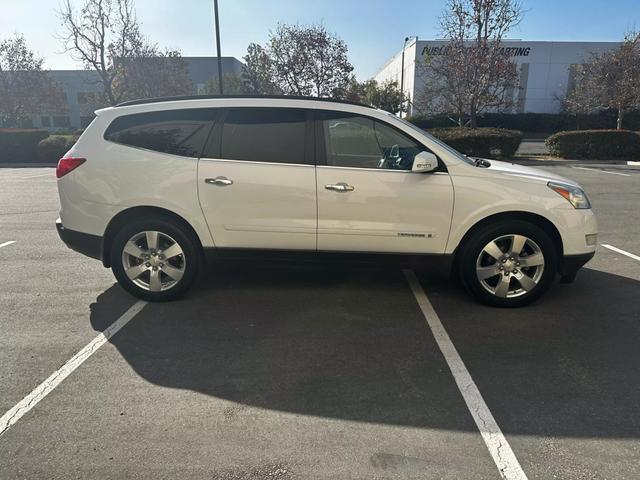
[547,181,591,209]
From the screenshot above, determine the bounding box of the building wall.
[374,40,620,117]
[32,57,244,131]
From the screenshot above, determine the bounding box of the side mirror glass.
[412,151,438,173]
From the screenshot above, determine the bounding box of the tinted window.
[221,108,307,164]
[320,112,426,170]
[104,109,215,158]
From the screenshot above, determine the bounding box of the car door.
[315,110,454,253]
[197,107,317,250]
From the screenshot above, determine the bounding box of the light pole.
[214,0,224,95]
[399,36,409,117]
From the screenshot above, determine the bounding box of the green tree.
[335,78,407,114]
[203,73,251,95]
[243,43,280,95]
[0,34,65,127]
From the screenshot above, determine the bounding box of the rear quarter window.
[104,109,217,157]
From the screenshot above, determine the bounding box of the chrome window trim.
[316,165,449,175]
[198,157,315,168]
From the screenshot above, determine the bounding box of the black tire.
[110,217,202,302]
[458,220,558,307]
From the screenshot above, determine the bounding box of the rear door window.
[104,109,216,157]
[220,108,309,164]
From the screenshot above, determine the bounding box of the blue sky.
[1,0,638,78]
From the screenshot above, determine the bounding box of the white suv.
[56,96,597,307]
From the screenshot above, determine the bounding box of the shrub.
[407,111,640,133]
[36,135,79,163]
[405,114,456,130]
[546,130,640,159]
[427,127,523,159]
[0,129,50,163]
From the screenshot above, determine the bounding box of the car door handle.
[205,176,233,186]
[325,182,354,192]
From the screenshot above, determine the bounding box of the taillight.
[56,157,86,178]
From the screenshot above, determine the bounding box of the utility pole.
[399,36,410,117]
[214,0,224,95]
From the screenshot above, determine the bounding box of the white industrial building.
[374,38,620,116]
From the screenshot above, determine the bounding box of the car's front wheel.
[110,218,201,302]
[459,220,558,307]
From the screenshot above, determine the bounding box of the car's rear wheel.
[110,218,201,301]
[459,220,558,307]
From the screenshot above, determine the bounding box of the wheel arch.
[451,211,564,275]
[102,206,203,267]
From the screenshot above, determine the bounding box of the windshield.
[386,112,476,166]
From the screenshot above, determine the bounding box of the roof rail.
[115,94,374,109]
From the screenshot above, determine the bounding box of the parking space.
[1,164,639,479]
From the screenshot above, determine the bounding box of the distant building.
[374,38,621,117]
[31,56,244,131]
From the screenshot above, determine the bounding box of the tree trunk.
[617,107,624,130]
[470,103,477,129]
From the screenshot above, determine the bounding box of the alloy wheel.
[121,230,186,292]
[475,234,545,299]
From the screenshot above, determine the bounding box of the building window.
[53,116,71,128]
[20,117,34,128]
[77,92,93,104]
[41,116,52,128]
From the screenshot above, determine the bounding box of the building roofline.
[116,95,373,109]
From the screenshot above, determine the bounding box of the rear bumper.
[56,218,103,261]
[560,251,595,277]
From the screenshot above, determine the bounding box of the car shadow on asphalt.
[89,264,640,437]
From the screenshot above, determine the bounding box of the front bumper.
[561,251,595,275]
[56,219,103,261]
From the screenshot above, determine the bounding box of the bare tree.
[418,0,523,127]
[112,48,192,102]
[59,0,191,105]
[565,31,640,130]
[246,24,353,97]
[0,34,65,127]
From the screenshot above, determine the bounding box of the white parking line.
[0,300,146,438]
[570,166,631,177]
[403,270,528,480]
[601,244,640,262]
[0,241,16,249]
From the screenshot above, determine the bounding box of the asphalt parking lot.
[1,164,639,479]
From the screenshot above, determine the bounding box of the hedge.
[37,135,79,163]
[407,111,640,133]
[427,127,523,159]
[545,130,640,159]
[0,129,50,163]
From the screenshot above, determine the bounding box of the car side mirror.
[412,151,438,173]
